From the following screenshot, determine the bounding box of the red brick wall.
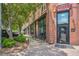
[46,4,57,44]
[46,3,79,45]
[28,3,79,45]
[77,4,79,45]
[70,4,79,45]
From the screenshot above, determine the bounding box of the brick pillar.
[77,4,79,45]
[35,21,39,38]
[46,4,57,44]
[70,4,79,45]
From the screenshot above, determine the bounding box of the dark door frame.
[56,10,70,44]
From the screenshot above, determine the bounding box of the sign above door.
[57,4,72,11]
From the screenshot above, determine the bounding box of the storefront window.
[38,16,46,40]
[57,11,69,24]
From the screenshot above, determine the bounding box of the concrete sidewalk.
[59,46,79,56]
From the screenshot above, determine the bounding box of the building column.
[46,4,57,44]
[70,4,79,45]
[35,21,39,38]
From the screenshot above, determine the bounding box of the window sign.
[57,4,71,11]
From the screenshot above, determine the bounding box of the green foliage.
[2,38,16,48]
[15,34,26,43]
[2,3,42,31]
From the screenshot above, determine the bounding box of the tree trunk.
[0,4,2,48]
[7,27,13,39]
[7,18,13,39]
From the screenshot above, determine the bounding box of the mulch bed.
[0,41,29,54]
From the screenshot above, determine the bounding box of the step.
[55,43,73,48]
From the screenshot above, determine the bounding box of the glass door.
[57,11,70,44]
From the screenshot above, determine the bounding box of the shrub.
[2,38,16,48]
[15,34,26,43]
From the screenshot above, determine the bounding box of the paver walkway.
[0,39,67,56]
[60,46,79,56]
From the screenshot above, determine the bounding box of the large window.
[30,23,35,36]
[38,15,46,40]
[57,11,69,24]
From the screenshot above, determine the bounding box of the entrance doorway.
[57,11,70,44]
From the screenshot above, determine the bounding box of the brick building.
[22,3,79,45]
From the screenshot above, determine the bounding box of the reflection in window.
[38,16,46,40]
[57,12,69,24]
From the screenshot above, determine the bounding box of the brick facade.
[23,3,79,45]
[70,4,79,45]
[46,4,57,44]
